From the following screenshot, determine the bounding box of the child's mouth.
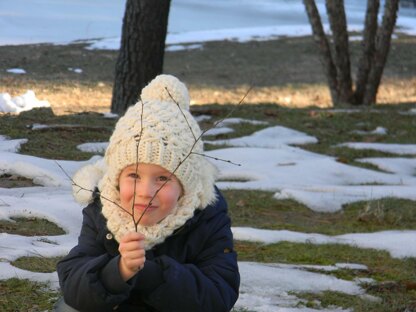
[134,204,157,212]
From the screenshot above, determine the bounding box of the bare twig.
[191,152,241,166]
[206,85,253,132]
[132,97,145,231]
[55,160,127,212]
[165,87,197,141]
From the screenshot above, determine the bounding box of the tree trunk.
[111,0,171,114]
[325,0,354,104]
[303,0,399,107]
[354,0,380,105]
[363,0,399,105]
[303,0,339,104]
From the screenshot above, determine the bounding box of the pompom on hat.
[84,74,218,249]
[141,74,190,110]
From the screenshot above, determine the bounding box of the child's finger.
[123,249,146,260]
[120,232,145,243]
[119,239,145,253]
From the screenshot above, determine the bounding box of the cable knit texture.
[73,75,218,250]
[141,74,190,110]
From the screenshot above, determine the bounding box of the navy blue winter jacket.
[57,188,239,312]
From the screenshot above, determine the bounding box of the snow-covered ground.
[1,112,416,311]
[1,1,416,310]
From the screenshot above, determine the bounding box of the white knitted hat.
[98,74,218,249]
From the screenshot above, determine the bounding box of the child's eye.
[128,173,140,179]
[157,175,170,182]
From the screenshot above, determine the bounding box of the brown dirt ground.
[0,35,415,115]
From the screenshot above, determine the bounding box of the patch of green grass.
[346,198,416,229]
[204,142,231,151]
[192,104,281,125]
[226,190,416,234]
[349,159,393,173]
[0,278,59,312]
[302,266,369,282]
[0,108,116,160]
[0,217,65,236]
[12,256,62,273]
[0,174,39,188]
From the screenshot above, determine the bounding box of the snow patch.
[0,91,50,114]
[6,68,26,74]
[338,143,416,155]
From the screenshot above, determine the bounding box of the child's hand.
[118,232,146,281]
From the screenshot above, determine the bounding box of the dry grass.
[188,77,416,107]
[1,35,415,115]
[3,78,415,116]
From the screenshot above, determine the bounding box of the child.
[56,75,240,311]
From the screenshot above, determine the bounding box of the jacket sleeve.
[57,204,133,312]
[134,208,240,312]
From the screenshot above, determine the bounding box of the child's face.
[119,163,183,226]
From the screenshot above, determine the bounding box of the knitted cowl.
[72,75,218,250]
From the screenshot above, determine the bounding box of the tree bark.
[325,0,354,104]
[111,0,171,114]
[303,0,339,104]
[354,0,380,105]
[363,0,399,105]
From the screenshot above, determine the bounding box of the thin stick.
[165,87,197,141]
[204,86,253,135]
[55,160,127,212]
[131,97,145,231]
[191,152,241,166]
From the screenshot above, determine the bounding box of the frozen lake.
[0,0,415,46]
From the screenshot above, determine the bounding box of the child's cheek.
[119,181,133,206]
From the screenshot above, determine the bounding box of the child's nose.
[137,179,156,198]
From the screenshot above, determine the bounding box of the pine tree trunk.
[325,0,354,104]
[303,0,339,104]
[363,0,399,105]
[354,0,380,105]
[111,0,171,114]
